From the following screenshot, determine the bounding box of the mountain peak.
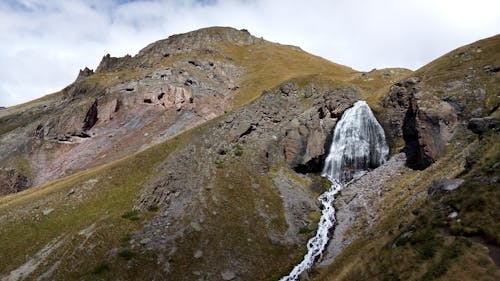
[137,26,261,57]
[94,26,261,73]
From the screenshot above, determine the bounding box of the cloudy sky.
[0,0,499,107]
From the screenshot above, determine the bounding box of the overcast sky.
[0,0,499,107]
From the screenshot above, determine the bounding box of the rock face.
[82,98,99,131]
[142,85,193,111]
[383,77,458,169]
[382,77,421,141]
[0,28,249,192]
[283,85,359,172]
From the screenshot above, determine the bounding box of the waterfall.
[280,100,388,281]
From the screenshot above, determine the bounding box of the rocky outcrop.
[76,67,94,81]
[0,169,31,196]
[82,99,98,131]
[95,54,133,73]
[283,85,359,172]
[382,77,421,141]
[383,77,458,169]
[142,85,193,111]
[136,27,262,60]
[468,117,500,135]
[427,178,465,197]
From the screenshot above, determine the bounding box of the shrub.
[121,210,140,221]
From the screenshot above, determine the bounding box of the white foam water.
[280,100,388,281]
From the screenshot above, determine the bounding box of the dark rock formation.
[382,77,421,141]
[383,77,458,169]
[468,117,500,135]
[83,99,99,131]
[483,65,500,73]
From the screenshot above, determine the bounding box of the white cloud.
[0,0,499,107]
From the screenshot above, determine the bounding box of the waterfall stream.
[280,100,389,281]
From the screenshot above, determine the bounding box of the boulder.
[221,270,236,280]
[467,117,500,135]
[427,178,464,197]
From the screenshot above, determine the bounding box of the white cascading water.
[280,100,389,281]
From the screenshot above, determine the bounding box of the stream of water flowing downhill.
[280,100,389,281]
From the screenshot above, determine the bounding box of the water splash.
[280,100,388,281]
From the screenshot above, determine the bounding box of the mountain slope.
[0,27,407,281]
[0,28,498,281]
[0,27,409,196]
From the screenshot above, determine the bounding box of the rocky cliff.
[0,28,498,281]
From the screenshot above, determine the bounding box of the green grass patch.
[121,210,141,221]
[299,226,313,235]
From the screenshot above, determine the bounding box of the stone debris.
[221,270,236,280]
[42,208,54,216]
[193,250,203,258]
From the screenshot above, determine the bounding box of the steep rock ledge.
[382,77,457,169]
